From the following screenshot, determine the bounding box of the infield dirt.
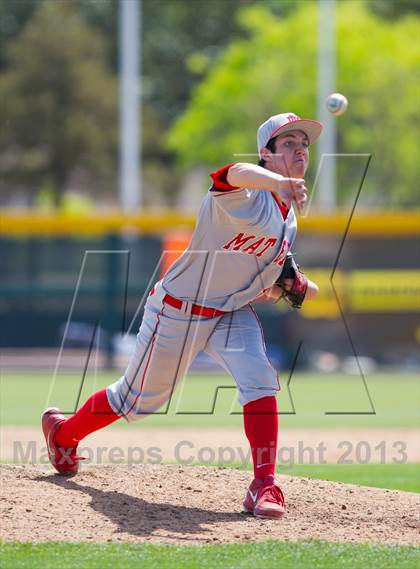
[1,464,418,546]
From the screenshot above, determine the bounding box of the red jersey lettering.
[272,239,289,267]
[223,232,255,251]
[243,237,265,255]
[256,237,277,257]
[223,233,279,257]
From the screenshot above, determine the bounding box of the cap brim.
[269,119,323,145]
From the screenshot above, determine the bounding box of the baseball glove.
[275,254,308,309]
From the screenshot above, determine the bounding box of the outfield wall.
[1,210,419,369]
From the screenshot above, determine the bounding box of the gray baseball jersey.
[107,164,297,421]
[163,163,297,311]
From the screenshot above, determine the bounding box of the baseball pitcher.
[43,112,322,519]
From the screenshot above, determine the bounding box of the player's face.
[267,131,310,178]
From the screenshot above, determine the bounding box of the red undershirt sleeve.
[209,163,240,192]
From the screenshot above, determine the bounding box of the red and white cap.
[257,113,323,157]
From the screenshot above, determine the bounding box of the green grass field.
[1,540,419,569]
[1,371,418,568]
[279,463,419,493]
[1,371,418,429]
[220,463,419,493]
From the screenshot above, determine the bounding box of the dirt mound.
[1,464,418,545]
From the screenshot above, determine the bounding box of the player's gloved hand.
[275,254,308,309]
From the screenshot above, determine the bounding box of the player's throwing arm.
[227,163,308,212]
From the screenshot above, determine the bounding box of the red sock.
[243,395,278,480]
[55,389,120,448]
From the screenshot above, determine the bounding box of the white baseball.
[326,93,348,116]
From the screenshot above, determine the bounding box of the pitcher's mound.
[1,464,418,545]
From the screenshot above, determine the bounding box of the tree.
[140,0,308,202]
[167,1,419,206]
[0,0,38,71]
[141,0,307,122]
[0,0,117,206]
[0,0,305,205]
[0,0,118,72]
[369,0,420,19]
